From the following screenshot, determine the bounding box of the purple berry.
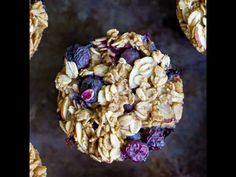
[71,91,79,102]
[122,141,149,162]
[146,129,165,150]
[163,128,174,137]
[141,33,150,43]
[79,75,103,104]
[78,99,91,109]
[65,44,91,71]
[141,127,173,150]
[120,151,129,160]
[126,132,141,141]
[121,48,140,65]
[140,33,157,51]
[124,104,134,112]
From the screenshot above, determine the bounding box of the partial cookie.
[29,0,48,59]
[55,29,184,163]
[176,0,206,54]
[29,143,47,177]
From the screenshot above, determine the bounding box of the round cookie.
[29,143,47,177]
[55,29,184,163]
[30,0,48,59]
[176,0,207,54]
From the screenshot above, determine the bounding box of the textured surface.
[30,0,206,176]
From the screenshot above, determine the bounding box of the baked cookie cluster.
[177,0,207,54]
[29,143,47,177]
[29,0,48,58]
[55,29,184,163]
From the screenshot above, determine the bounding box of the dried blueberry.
[141,33,157,51]
[107,43,131,64]
[146,130,165,150]
[163,128,174,137]
[124,104,134,112]
[78,98,91,109]
[65,44,91,71]
[166,69,180,80]
[121,141,149,162]
[79,75,103,104]
[141,127,173,150]
[126,132,141,141]
[121,48,140,65]
[71,91,79,102]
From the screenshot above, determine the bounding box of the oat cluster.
[30,0,48,58]
[29,143,47,177]
[177,0,206,54]
[55,29,184,163]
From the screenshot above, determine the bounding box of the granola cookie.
[30,0,48,59]
[29,143,47,177]
[176,0,206,54]
[55,29,184,163]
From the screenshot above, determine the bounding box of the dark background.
[30,0,206,176]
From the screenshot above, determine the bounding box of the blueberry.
[140,127,173,150]
[141,33,151,43]
[71,91,79,102]
[141,33,157,51]
[65,44,91,71]
[79,75,103,104]
[121,48,140,65]
[163,128,174,137]
[124,104,134,112]
[126,132,141,141]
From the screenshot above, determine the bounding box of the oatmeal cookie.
[177,0,206,54]
[55,29,184,163]
[29,0,48,59]
[29,143,47,177]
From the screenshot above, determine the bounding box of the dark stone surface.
[30,0,206,176]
